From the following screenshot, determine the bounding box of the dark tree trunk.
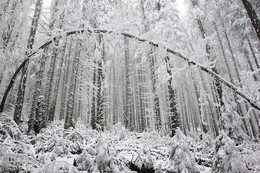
[64,39,82,129]
[148,49,162,130]
[28,46,48,133]
[49,39,67,121]
[165,56,179,137]
[13,0,43,125]
[242,0,260,41]
[59,41,72,120]
[124,36,132,129]
[91,62,97,130]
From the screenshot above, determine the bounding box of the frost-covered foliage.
[167,129,199,172]
[0,117,259,172]
[220,111,250,144]
[213,133,248,173]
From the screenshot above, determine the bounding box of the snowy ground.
[0,114,259,173]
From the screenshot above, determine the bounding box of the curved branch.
[0,28,259,113]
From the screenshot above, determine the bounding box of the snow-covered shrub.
[39,161,78,173]
[213,132,248,172]
[244,151,260,172]
[0,115,23,141]
[168,129,199,173]
[74,150,95,171]
[220,103,250,144]
[192,133,214,167]
[0,153,29,172]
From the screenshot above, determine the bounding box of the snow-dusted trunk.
[246,37,260,70]
[2,1,18,50]
[59,41,72,120]
[165,56,179,136]
[64,39,81,129]
[28,46,48,133]
[124,36,132,129]
[96,35,105,130]
[76,63,83,121]
[14,0,43,125]
[148,49,161,130]
[49,39,67,121]
[91,61,97,129]
[138,65,146,131]
[241,0,260,41]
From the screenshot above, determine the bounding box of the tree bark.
[165,56,179,136]
[64,39,81,129]
[241,0,260,41]
[13,0,43,125]
[124,36,132,129]
[49,39,67,121]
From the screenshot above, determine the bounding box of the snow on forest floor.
[0,114,259,173]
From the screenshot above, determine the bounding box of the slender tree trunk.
[27,46,48,133]
[165,56,179,136]
[91,61,97,129]
[148,49,162,130]
[124,36,131,129]
[96,35,105,130]
[59,41,72,120]
[247,37,260,69]
[64,39,82,129]
[241,0,260,41]
[14,0,43,125]
[49,39,67,121]
[2,1,18,50]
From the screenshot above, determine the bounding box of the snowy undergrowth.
[0,114,259,173]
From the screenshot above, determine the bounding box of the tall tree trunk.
[148,49,162,130]
[124,36,132,129]
[14,0,43,125]
[64,39,82,129]
[49,39,67,121]
[91,61,97,129]
[165,56,179,136]
[27,46,48,133]
[96,35,105,130]
[59,41,72,120]
[2,1,18,50]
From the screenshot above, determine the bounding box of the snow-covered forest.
[0,0,259,172]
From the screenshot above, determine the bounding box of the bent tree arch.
[0,28,260,114]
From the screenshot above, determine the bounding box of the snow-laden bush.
[213,132,248,172]
[168,129,199,173]
[244,151,260,172]
[220,104,250,145]
[74,150,95,171]
[39,161,78,173]
[0,114,23,142]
